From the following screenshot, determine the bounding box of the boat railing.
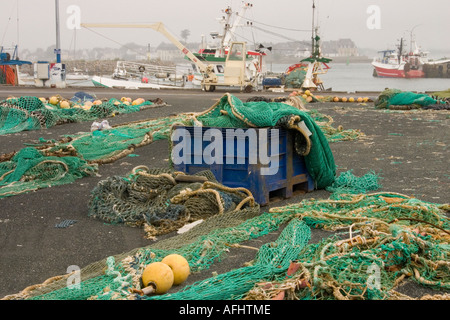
[115,61,187,78]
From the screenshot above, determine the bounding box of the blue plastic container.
[262,77,282,88]
[171,126,314,206]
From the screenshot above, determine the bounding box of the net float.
[132,98,145,105]
[60,100,70,109]
[49,96,59,105]
[161,254,190,285]
[134,262,174,295]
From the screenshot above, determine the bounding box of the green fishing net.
[284,67,307,88]
[0,95,155,135]
[8,191,448,301]
[374,89,439,109]
[0,147,97,199]
[88,166,258,239]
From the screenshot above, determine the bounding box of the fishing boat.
[188,2,267,86]
[87,2,265,90]
[91,61,191,89]
[372,37,428,78]
[0,45,32,86]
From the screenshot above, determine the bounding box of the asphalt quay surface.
[0,85,448,299]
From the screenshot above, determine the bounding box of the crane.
[81,22,257,92]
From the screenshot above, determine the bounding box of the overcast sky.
[1,0,449,57]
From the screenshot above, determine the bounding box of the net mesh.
[0,94,156,135]
[7,94,442,301]
[0,147,97,199]
[88,166,258,240]
[5,191,448,301]
[374,89,440,109]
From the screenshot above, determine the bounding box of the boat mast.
[219,6,233,56]
[311,0,315,55]
[397,37,404,62]
[55,0,61,63]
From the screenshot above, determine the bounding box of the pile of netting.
[325,169,382,194]
[253,192,450,300]
[0,114,187,198]
[5,191,448,301]
[177,93,337,189]
[0,95,157,135]
[88,166,258,240]
[0,147,97,199]
[374,89,449,110]
[247,95,365,142]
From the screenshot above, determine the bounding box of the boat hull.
[91,75,189,89]
[372,61,424,78]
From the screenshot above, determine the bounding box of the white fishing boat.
[189,2,267,87]
[91,60,191,89]
[86,2,265,90]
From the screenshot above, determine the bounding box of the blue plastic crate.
[171,125,314,206]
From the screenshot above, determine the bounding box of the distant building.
[322,39,359,57]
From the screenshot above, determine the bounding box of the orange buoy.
[140,262,174,295]
[161,254,190,285]
[60,100,70,109]
[49,96,59,105]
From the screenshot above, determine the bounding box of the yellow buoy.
[161,254,190,285]
[341,97,348,102]
[348,97,355,102]
[363,97,369,102]
[93,100,102,105]
[82,101,93,111]
[49,96,59,105]
[60,100,70,109]
[306,96,313,103]
[304,89,311,96]
[141,262,174,295]
[302,94,308,100]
